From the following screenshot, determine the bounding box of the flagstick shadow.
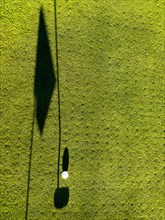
[25,104,35,220]
[54,0,69,209]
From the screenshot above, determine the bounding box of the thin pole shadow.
[25,103,35,220]
[54,0,69,209]
[53,0,61,190]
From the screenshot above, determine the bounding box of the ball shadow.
[62,148,69,172]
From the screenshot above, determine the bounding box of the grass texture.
[1,0,164,219]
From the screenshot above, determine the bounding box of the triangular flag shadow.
[34,8,56,134]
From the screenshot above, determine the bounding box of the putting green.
[1,0,164,219]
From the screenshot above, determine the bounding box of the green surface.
[1,0,164,219]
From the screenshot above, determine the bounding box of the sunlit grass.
[1,0,164,219]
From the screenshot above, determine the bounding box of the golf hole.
[54,187,69,209]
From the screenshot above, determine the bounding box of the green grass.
[1,0,164,219]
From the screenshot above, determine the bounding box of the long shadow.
[25,105,35,220]
[34,7,56,134]
[25,7,56,220]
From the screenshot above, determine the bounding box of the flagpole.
[54,0,61,188]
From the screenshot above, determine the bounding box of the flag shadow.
[34,7,56,134]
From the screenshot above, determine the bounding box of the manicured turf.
[1,0,164,219]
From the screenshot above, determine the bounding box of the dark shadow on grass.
[54,148,69,209]
[54,187,69,209]
[34,7,56,135]
[62,147,69,172]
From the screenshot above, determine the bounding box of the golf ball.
[62,171,68,179]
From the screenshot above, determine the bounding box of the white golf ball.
[62,171,68,179]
